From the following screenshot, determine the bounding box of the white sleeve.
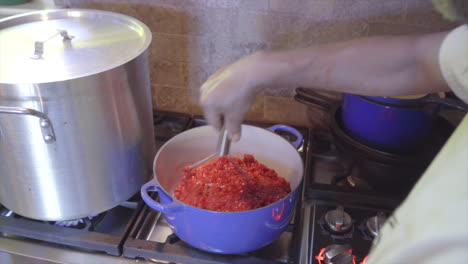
[366,26,468,264]
[439,25,468,103]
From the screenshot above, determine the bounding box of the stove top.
[120,111,310,264]
[0,110,454,264]
[305,200,395,264]
[0,111,310,264]
[123,199,302,264]
[306,115,454,208]
[0,195,141,257]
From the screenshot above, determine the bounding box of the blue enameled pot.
[342,94,438,152]
[141,124,304,254]
[295,88,467,153]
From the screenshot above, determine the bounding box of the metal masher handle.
[216,126,230,156]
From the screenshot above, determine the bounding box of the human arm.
[200,31,451,140]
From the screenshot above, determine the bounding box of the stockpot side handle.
[141,179,184,213]
[0,106,56,144]
[266,125,303,149]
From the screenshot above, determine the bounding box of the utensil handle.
[217,126,230,156]
[294,88,337,110]
[0,106,56,143]
[422,96,468,112]
[267,125,303,149]
[141,179,184,213]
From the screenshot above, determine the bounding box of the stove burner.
[53,214,98,228]
[310,129,339,161]
[0,197,141,257]
[0,209,13,217]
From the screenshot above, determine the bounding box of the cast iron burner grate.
[52,213,102,228]
[0,195,143,256]
[0,209,105,230]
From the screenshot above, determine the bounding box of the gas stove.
[302,114,453,264]
[0,110,453,264]
[120,111,310,264]
[306,202,392,264]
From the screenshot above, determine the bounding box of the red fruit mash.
[174,154,291,212]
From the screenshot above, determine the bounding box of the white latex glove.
[200,53,267,142]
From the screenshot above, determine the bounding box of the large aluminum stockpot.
[0,9,155,220]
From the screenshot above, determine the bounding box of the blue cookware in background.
[363,93,468,110]
[342,94,435,153]
[295,88,467,153]
[294,89,455,192]
[141,124,304,254]
[342,94,467,153]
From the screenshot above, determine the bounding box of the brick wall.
[63,0,457,126]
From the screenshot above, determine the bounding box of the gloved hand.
[200,52,268,142]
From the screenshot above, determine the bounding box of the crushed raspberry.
[174,155,291,212]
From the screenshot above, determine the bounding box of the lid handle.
[31,29,74,60]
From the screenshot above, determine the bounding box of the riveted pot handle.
[0,106,56,143]
[141,179,184,213]
[267,125,303,149]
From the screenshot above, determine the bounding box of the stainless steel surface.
[0,9,151,83]
[135,210,161,241]
[324,206,352,232]
[299,201,311,264]
[216,127,230,156]
[0,105,56,143]
[0,236,146,264]
[0,251,61,264]
[0,9,155,221]
[146,216,173,244]
[366,212,386,237]
[134,209,173,263]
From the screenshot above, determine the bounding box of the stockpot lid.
[0,9,152,84]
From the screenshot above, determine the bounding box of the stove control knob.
[366,211,386,237]
[324,206,352,232]
[324,244,353,264]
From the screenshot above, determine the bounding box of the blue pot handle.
[267,125,303,149]
[422,96,468,112]
[141,179,184,213]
